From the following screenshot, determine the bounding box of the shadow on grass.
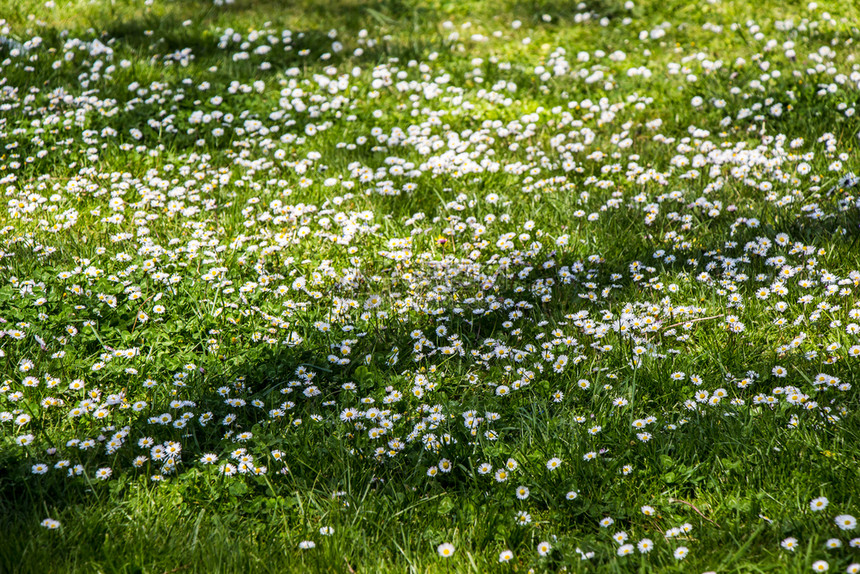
[1,3,860,570]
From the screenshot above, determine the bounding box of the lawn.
[0,0,859,571]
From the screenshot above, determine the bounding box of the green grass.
[0,0,859,572]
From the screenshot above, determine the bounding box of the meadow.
[0,0,859,571]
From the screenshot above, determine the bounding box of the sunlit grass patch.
[0,0,859,572]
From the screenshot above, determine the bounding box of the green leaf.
[437,496,455,515]
[228,481,249,497]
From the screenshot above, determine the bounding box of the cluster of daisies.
[2,0,860,567]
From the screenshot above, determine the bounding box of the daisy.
[836,515,857,531]
[537,541,552,556]
[516,511,532,526]
[782,537,798,551]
